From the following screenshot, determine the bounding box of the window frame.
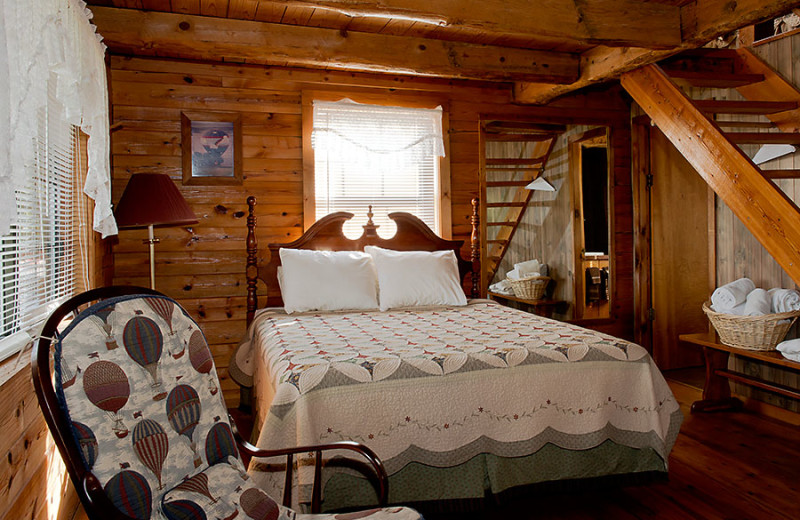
[302,91,452,239]
[0,127,91,364]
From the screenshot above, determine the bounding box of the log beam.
[621,64,800,286]
[515,0,800,104]
[275,0,682,49]
[89,6,579,83]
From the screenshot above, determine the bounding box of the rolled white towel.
[768,288,800,313]
[711,278,755,311]
[744,288,771,316]
[777,338,800,362]
[712,302,746,315]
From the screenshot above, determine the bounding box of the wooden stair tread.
[487,221,516,226]
[483,121,566,133]
[486,180,532,187]
[726,132,800,144]
[485,158,545,166]
[762,169,800,179]
[668,70,764,88]
[671,48,740,60]
[486,202,527,208]
[484,134,556,142]
[715,120,776,129]
[694,99,798,115]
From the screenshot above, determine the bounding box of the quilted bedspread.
[234,300,682,504]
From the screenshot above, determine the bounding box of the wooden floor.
[430,381,800,520]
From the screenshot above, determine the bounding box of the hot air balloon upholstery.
[33,288,422,520]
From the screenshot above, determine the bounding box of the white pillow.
[364,245,468,311]
[279,249,379,313]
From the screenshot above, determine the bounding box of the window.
[0,84,82,361]
[311,99,446,238]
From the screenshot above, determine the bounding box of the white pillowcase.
[279,249,379,313]
[364,245,468,311]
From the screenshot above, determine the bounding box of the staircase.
[481,122,562,284]
[621,48,800,285]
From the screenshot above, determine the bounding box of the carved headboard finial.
[363,205,379,237]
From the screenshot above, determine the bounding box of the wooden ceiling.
[84,0,800,104]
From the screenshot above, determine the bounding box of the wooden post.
[246,196,258,325]
[471,198,481,298]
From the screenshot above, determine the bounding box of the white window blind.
[0,83,78,359]
[312,100,445,238]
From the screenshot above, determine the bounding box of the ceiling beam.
[515,0,800,104]
[89,7,579,83]
[273,0,682,49]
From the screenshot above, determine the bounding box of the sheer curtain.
[312,99,444,238]
[0,0,115,238]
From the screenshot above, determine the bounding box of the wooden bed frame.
[245,196,481,324]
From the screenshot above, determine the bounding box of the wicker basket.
[507,275,550,300]
[702,301,800,351]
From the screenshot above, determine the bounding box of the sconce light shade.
[115,173,198,229]
[524,176,556,192]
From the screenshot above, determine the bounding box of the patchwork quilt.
[55,294,421,520]
[232,301,683,505]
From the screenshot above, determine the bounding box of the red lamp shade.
[115,174,198,228]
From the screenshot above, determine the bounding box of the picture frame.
[181,111,243,185]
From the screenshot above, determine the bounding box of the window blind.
[312,100,444,238]
[0,84,78,356]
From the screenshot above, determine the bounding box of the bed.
[229,196,682,512]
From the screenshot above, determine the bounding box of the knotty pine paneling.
[109,56,637,407]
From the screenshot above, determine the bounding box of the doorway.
[570,128,611,320]
[636,123,707,369]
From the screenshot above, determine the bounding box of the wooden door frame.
[632,118,653,352]
[569,126,611,321]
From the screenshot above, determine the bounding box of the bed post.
[471,198,480,299]
[246,196,258,325]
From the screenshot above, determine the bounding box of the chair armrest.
[228,413,388,512]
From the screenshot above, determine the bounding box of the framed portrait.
[181,111,243,185]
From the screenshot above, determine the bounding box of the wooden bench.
[679,331,800,413]
[487,291,565,319]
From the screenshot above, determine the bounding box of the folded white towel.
[744,288,771,316]
[711,278,755,311]
[777,338,800,362]
[489,279,514,296]
[768,288,800,313]
[506,268,520,281]
[515,259,541,277]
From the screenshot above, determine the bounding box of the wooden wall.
[107,56,638,407]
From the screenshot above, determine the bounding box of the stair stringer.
[621,64,800,286]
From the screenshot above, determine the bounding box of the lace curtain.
[312,99,445,156]
[0,0,116,237]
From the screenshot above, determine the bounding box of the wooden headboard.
[245,197,480,324]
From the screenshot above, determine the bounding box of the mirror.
[570,127,611,320]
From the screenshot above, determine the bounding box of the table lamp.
[115,173,198,289]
